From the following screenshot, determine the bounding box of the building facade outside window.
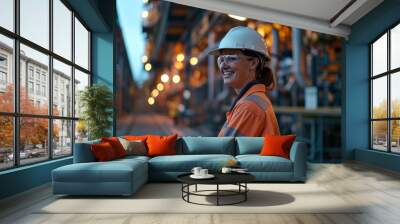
[0,54,7,90]
[42,85,46,97]
[36,83,40,95]
[0,0,91,170]
[28,81,34,94]
[370,22,400,154]
[0,71,6,85]
[35,70,40,81]
[28,66,34,79]
[0,54,7,67]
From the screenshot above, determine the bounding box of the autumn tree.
[372,100,387,139]
[372,99,400,143]
[0,84,59,151]
[0,85,14,149]
[392,99,400,143]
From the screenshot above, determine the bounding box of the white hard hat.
[209,26,270,60]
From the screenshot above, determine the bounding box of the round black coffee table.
[177,173,255,206]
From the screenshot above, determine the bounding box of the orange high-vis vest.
[218,84,280,137]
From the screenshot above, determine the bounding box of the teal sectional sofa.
[52,137,307,196]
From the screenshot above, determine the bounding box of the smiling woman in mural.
[210,26,280,137]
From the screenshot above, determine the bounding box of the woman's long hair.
[242,50,276,91]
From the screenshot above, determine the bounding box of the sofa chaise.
[52,137,307,196]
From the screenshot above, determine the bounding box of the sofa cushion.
[73,139,100,163]
[52,159,147,183]
[178,137,235,155]
[124,135,149,150]
[115,155,150,163]
[91,142,118,161]
[235,137,264,155]
[148,154,235,172]
[123,135,148,141]
[147,134,178,157]
[260,135,296,159]
[236,155,293,172]
[101,137,127,158]
[118,138,147,156]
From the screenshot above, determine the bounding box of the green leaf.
[79,84,113,140]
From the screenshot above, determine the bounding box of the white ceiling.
[165,0,384,38]
[228,0,352,22]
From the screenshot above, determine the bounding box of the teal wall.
[345,0,400,171]
[0,158,72,199]
[0,0,115,200]
[92,33,114,88]
[66,0,110,32]
[92,31,115,135]
[355,149,400,172]
[344,44,369,159]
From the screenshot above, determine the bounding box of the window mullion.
[388,30,391,152]
[370,45,373,149]
[14,0,21,167]
[0,0,85,170]
[49,0,53,160]
[71,10,76,154]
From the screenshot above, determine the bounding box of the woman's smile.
[222,69,235,79]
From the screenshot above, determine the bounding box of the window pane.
[53,119,72,158]
[53,59,72,117]
[20,117,49,165]
[20,0,49,49]
[0,0,14,31]
[74,69,89,118]
[372,33,387,76]
[20,44,49,115]
[391,120,400,153]
[372,77,387,119]
[53,0,72,60]
[372,121,388,151]
[0,34,14,112]
[75,120,88,143]
[391,24,400,70]
[391,72,400,118]
[0,116,13,170]
[74,18,89,70]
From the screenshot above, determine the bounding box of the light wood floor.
[1,162,400,224]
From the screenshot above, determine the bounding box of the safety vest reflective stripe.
[224,126,246,137]
[219,121,246,137]
[218,84,280,137]
[218,104,265,137]
[243,95,268,110]
[219,121,227,136]
[219,124,246,137]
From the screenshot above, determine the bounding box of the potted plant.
[79,84,113,140]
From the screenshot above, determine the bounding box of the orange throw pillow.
[260,135,296,159]
[124,135,148,141]
[146,134,178,157]
[101,137,127,158]
[91,142,117,161]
